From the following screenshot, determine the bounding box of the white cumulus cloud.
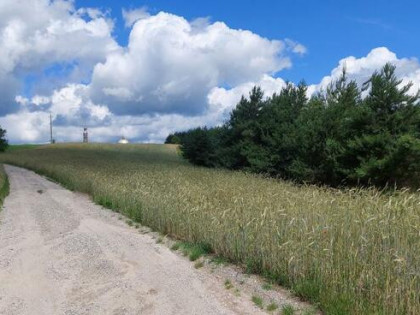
[0,0,119,114]
[308,47,420,96]
[122,7,150,28]
[89,12,296,116]
[207,75,287,117]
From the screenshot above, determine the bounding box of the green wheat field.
[1,143,419,314]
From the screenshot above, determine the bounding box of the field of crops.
[1,143,419,314]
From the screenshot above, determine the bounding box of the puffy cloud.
[89,12,297,116]
[0,0,118,71]
[1,82,111,143]
[1,75,287,144]
[0,110,50,143]
[49,84,111,126]
[0,0,119,114]
[122,7,150,28]
[308,47,420,96]
[0,109,198,144]
[207,75,287,117]
[285,39,307,55]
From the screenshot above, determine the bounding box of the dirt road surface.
[0,165,265,315]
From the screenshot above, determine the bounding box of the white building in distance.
[118,136,129,144]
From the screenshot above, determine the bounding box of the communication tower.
[83,128,88,143]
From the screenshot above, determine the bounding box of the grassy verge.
[171,241,212,261]
[0,164,9,206]
[0,143,418,314]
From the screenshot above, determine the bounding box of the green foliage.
[262,282,273,290]
[224,279,233,289]
[173,241,213,261]
[175,63,420,189]
[165,132,188,144]
[266,302,278,312]
[7,144,41,151]
[0,127,8,152]
[252,295,264,309]
[281,304,295,315]
[210,256,229,265]
[180,127,224,167]
[226,86,267,170]
[0,164,9,205]
[194,261,204,269]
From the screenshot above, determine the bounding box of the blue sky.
[77,0,420,84]
[1,0,419,143]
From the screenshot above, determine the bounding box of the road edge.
[0,164,9,207]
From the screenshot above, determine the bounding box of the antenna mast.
[50,113,53,144]
[82,110,88,143]
[83,127,88,143]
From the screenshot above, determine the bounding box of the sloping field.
[1,143,419,314]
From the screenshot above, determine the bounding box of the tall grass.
[0,164,9,205]
[1,143,419,314]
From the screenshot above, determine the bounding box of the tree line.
[166,64,420,188]
[0,127,7,152]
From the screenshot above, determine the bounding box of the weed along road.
[0,165,263,315]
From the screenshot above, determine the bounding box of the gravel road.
[0,165,264,315]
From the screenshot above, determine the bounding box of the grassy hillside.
[6,144,41,151]
[1,143,419,314]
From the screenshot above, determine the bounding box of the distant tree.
[165,131,189,144]
[226,86,267,170]
[180,127,217,167]
[165,134,181,144]
[318,70,363,184]
[260,82,308,176]
[0,126,8,152]
[362,63,420,135]
[347,63,420,187]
